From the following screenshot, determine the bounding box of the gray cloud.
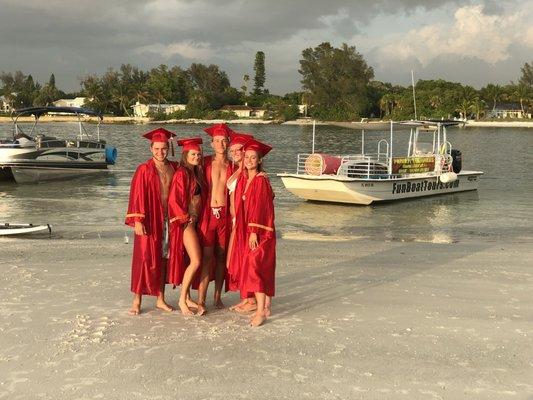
[0,0,528,93]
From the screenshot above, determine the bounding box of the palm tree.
[456,98,472,120]
[469,97,486,120]
[483,83,502,111]
[512,84,530,114]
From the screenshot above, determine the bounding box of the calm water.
[1,122,531,244]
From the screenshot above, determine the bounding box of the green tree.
[48,73,56,88]
[299,42,374,120]
[187,63,234,110]
[253,51,266,94]
[519,61,533,89]
[510,84,530,113]
[456,98,472,119]
[241,74,250,95]
[470,97,486,120]
[482,83,502,111]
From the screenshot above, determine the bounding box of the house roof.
[221,105,253,111]
[493,102,522,110]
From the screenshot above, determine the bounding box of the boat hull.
[278,171,483,205]
[0,143,109,183]
[10,163,109,183]
[0,223,51,236]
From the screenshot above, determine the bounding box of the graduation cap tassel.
[171,140,175,157]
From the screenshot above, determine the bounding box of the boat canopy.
[14,106,103,120]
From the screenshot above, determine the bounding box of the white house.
[488,103,531,119]
[52,97,87,108]
[220,105,254,118]
[132,102,187,118]
[252,107,267,118]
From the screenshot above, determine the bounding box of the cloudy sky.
[0,0,532,94]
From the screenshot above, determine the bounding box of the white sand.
[1,233,532,399]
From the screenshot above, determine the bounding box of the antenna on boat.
[411,70,418,120]
[312,120,316,154]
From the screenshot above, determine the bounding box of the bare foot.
[186,297,198,309]
[214,298,225,309]
[250,313,266,327]
[156,299,174,312]
[178,301,195,316]
[128,303,140,315]
[265,307,272,317]
[229,298,248,311]
[197,303,207,316]
[235,301,257,314]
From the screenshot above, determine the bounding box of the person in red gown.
[197,123,235,315]
[226,131,258,313]
[125,128,178,315]
[167,137,204,315]
[228,138,276,327]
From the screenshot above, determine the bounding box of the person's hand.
[249,232,258,250]
[134,221,146,236]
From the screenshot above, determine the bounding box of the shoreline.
[1,115,532,128]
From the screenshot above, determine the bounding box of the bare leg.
[156,259,173,312]
[178,225,202,316]
[250,292,266,327]
[265,296,272,317]
[186,290,198,308]
[214,246,226,309]
[197,246,214,316]
[129,294,141,315]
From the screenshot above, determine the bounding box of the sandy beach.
[1,230,532,399]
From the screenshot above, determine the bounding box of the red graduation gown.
[125,159,178,296]
[194,155,234,289]
[228,174,276,297]
[166,166,198,286]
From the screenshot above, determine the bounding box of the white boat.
[0,106,117,183]
[277,120,483,205]
[0,223,52,236]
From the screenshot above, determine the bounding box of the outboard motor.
[105,145,118,165]
[451,149,462,173]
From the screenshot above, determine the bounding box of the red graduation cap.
[204,123,235,138]
[229,132,254,147]
[142,127,176,143]
[242,138,272,157]
[177,137,203,152]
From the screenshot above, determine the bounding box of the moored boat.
[0,106,117,183]
[277,120,483,205]
[0,223,52,236]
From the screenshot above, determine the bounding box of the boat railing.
[338,154,390,179]
[295,153,391,179]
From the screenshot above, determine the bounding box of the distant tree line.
[1,44,531,121]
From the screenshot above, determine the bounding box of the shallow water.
[0,122,531,244]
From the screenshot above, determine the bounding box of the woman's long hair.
[180,150,206,190]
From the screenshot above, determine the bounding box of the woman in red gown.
[226,132,258,313]
[228,138,275,327]
[167,137,204,315]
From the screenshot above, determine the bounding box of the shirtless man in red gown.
[125,128,177,315]
[197,123,235,315]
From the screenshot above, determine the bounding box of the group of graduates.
[125,123,276,327]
